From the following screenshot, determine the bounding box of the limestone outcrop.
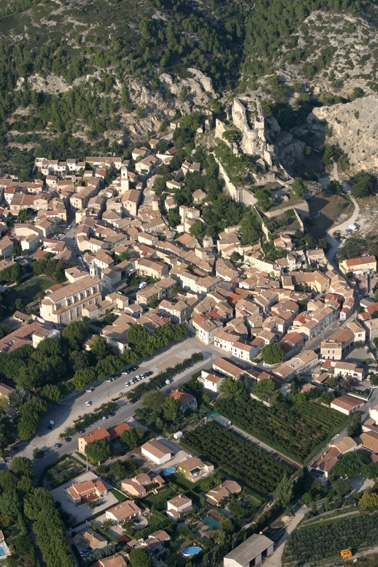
[311,95,378,173]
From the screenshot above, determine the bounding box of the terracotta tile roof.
[80,428,110,444]
[108,422,131,440]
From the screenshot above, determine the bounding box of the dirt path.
[262,506,307,567]
[230,424,302,469]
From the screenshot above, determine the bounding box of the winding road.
[323,164,361,267]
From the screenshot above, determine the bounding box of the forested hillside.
[0,0,376,174]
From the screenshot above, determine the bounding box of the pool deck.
[0,540,11,560]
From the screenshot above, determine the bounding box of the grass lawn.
[6,275,56,309]
[307,193,352,239]
[269,192,305,212]
[145,487,176,510]
[45,456,86,489]
[264,208,301,234]
[111,489,127,502]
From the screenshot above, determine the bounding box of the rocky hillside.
[1,0,378,176]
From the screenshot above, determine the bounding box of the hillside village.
[2,98,378,567]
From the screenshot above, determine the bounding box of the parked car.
[86,388,94,392]
[54,443,62,449]
[86,401,92,406]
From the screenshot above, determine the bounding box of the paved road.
[12,336,220,478]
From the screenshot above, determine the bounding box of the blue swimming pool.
[182,546,202,557]
[163,466,176,475]
[0,545,6,557]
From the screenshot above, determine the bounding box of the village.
[1,100,378,567]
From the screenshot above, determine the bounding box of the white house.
[192,314,223,345]
[214,330,240,353]
[369,403,378,424]
[105,501,141,524]
[231,341,256,361]
[140,439,173,465]
[198,370,224,393]
[166,495,192,519]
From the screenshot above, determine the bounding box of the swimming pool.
[203,516,220,529]
[163,466,176,475]
[0,545,6,557]
[182,546,202,557]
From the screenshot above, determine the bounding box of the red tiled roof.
[108,422,131,440]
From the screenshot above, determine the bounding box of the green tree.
[90,335,108,361]
[84,440,113,465]
[8,388,31,408]
[333,452,370,478]
[167,208,181,228]
[0,490,21,518]
[292,177,307,197]
[219,376,246,398]
[11,457,33,479]
[327,180,342,194]
[222,129,241,144]
[359,491,378,507]
[40,384,61,403]
[129,548,152,567]
[276,471,293,507]
[127,325,151,348]
[142,390,165,412]
[61,321,88,349]
[189,220,205,238]
[163,396,180,421]
[17,398,48,440]
[252,379,278,403]
[72,367,96,390]
[24,488,54,520]
[261,343,285,365]
[351,171,375,199]
[255,188,271,211]
[348,413,362,437]
[17,209,30,223]
[332,478,350,501]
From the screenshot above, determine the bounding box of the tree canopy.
[129,548,152,567]
[261,343,285,365]
[84,440,114,465]
[350,171,375,199]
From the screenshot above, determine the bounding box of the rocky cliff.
[311,95,378,173]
